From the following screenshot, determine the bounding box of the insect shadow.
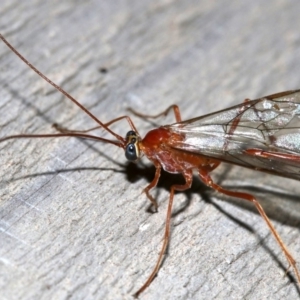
[5,137,300,294]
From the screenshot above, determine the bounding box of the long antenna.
[0,33,125,143]
[0,132,123,147]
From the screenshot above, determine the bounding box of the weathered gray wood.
[1,1,300,299]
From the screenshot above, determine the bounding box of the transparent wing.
[167,90,300,180]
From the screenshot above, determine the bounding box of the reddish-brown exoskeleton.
[1,33,300,297]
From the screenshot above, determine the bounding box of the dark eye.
[125,143,137,161]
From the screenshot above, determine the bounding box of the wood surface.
[1,1,300,299]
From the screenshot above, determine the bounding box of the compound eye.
[125,143,137,161]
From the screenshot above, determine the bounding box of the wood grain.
[1,1,300,299]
